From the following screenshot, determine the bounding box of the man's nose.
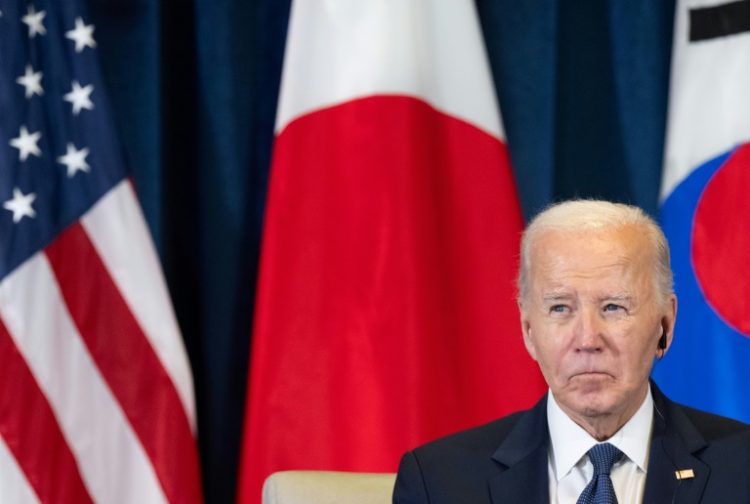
[575,307,605,352]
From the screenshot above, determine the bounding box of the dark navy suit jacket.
[393,384,750,503]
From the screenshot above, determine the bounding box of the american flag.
[0,2,202,502]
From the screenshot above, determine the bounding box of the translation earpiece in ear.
[658,332,667,350]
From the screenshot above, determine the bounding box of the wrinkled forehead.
[528,225,656,288]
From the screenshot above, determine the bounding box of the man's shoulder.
[671,400,750,442]
[660,398,750,501]
[394,411,533,504]
[411,409,528,461]
[394,404,548,503]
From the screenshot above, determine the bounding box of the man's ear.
[519,303,538,361]
[658,294,678,355]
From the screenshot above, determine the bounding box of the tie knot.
[588,443,622,476]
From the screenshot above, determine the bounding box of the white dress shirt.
[546,388,654,504]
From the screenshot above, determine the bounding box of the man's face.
[520,225,676,431]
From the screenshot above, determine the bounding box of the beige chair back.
[262,470,397,504]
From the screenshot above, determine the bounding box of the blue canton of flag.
[1,1,124,277]
[0,2,202,502]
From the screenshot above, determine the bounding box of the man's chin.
[569,372,614,392]
[564,376,618,416]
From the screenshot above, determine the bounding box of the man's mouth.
[571,371,612,379]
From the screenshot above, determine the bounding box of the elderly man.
[393,200,750,503]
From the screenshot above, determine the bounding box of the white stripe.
[0,254,167,504]
[661,0,750,198]
[0,435,40,504]
[81,180,197,430]
[276,0,504,139]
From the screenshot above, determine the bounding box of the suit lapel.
[643,383,710,504]
[485,384,714,503]
[489,395,550,504]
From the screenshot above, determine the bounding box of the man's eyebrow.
[602,293,633,301]
[541,292,573,301]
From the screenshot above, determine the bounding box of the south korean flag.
[654,0,750,422]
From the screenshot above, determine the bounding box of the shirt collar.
[546,386,654,481]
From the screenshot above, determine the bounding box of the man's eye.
[603,303,623,312]
[550,305,568,313]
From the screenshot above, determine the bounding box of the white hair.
[517,199,673,305]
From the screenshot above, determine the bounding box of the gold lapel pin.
[675,469,695,480]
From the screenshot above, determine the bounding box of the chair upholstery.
[262,470,397,504]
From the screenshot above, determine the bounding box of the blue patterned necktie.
[576,442,623,504]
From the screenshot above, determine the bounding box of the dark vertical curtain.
[89,0,674,501]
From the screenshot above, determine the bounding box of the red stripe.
[0,316,93,503]
[44,223,202,503]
